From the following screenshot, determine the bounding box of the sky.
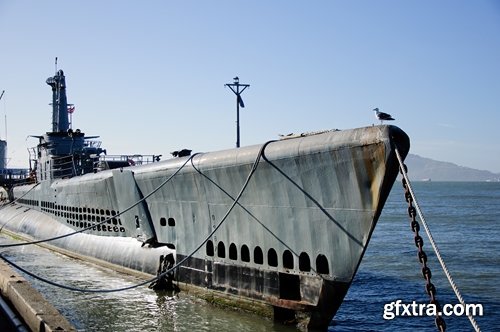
[1,1,499,173]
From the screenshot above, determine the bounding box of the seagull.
[373,108,395,124]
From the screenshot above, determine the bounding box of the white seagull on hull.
[373,108,395,124]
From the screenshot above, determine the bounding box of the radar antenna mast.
[0,90,5,141]
[225,77,249,148]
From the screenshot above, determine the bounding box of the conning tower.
[32,69,104,181]
[47,69,70,132]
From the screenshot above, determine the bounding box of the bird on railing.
[373,108,395,124]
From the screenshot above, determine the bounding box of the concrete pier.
[0,260,76,332]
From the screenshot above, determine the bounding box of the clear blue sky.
[1,1,499,172]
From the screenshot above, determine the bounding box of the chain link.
[395,147,480,332]
[400,170,447,332]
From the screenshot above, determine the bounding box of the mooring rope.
[0,182,40,210]
[0,153,200,248]
[395,147,481,332]
[189,142,334,282]
[0,140,273,293]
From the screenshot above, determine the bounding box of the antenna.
[225,77,250,148]
[0,90,4,141]
[55,57,58,72]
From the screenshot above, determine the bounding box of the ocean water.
[331,181,500,331]
[0,181,498,331]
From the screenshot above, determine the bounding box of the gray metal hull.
[2,124,409,329]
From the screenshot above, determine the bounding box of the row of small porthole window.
[206,240,330,274]
[65,219,126,233]
[40,200,119,216]
[17,198,38,206]
[39,205,123,225]
[24,199,121,219]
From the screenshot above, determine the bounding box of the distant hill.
[403,154,500,182]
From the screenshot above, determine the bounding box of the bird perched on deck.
[171,149,192,157]
[373,108,395,124]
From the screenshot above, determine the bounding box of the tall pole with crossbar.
[225,77,249,148]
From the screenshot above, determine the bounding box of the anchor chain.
[400,164,446,332]
[396,146,481,332]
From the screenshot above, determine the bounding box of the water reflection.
[0,235,296,332]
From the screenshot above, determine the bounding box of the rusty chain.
[395,147,481,332]
[400,163,446,331]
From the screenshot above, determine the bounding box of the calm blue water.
[1,181,498,331]
[331,181,500,331]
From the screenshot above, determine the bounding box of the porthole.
[254,247,263,265]
[206,240,214,256]
[299,252,311,272]
[160,217,167,226]
[283,250,294,269]
[316,254,329,274]
[217,242,226,258]
[268,248,278,267]
[241,245,250,262]
[229,243,237,260]
[168,217,175,226]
